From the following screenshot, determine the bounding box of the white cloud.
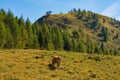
[101,1,120,20]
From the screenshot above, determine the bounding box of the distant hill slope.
[0,49,120,80]
[1,9,120,54]
[36,9,120,54]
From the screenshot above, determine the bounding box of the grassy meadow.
[0,49,120,80]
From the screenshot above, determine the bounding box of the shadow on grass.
[48,64,56,70]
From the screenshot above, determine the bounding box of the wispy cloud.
[101,1,120,20]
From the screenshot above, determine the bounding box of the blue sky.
[0,0,120,23]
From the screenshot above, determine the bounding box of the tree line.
[0,9,119,55]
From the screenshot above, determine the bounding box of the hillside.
[36,9,120,55]
[0,9,120,55]
[0,49,120,80]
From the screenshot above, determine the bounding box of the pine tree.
[42,24,54,50]
[94,44,102,54]
[4,10,14,28]
[0,22,6,48]
[37,25,43,48]
[18,16,28,48]
[71,39,77,51]
[53,27,63,50]
[32,34,39,48]
[90,42,95,54]
[41,24,49,49]
[32,23,40,48]
[4,27,14,49]
[63,31,71,51]
[4,10,15,48]
[45,11,52,17]
[100,43,104,54]
[76,40,86,53]
[101,27,108,42]
[0,9,6,21]
[13,20,22,48]
[26,18,33,48]
[32,22,43,48]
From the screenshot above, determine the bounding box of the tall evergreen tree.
[76,40,86,53]
[63,31,71,51]
[71,39,77,51]
[102,27,108,42]
[42,24,54,50]
[11,18,22,48]
[32,22,40,48]
[0,22,6,48]
[4,27,14,49]
[4,10,15,49]
[53,27,63,50]
[26,18,33,48]
[18,16,28,48]
[4,10,14,28]
[0,9,6,21]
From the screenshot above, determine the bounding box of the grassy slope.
[0,49,120,80]
[37,13,120,51]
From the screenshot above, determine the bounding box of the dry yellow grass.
[0,49,120,80]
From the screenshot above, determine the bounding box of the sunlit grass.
[0,49,120,80]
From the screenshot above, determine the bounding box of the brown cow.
[52,56,61,68]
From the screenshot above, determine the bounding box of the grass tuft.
[0,49,120,80]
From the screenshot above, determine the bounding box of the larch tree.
[0,21,6,48]
[18,16,28,48]
[26,18,33,48]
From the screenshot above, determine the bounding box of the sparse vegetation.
[0,49,120,80]
[37,9,120,55]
